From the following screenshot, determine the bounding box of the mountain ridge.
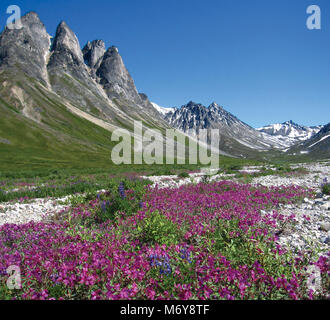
[0,11,173,169]
[152,101,326,154]
[0,12,168,129]
[0,11,328,165]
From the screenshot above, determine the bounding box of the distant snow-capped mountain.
[153,101,325,157]
[154,100,293,157]
[256,121,323,149]
[151,102,175,116]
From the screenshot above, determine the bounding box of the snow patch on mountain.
[151,102,175,116]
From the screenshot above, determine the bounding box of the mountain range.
[152,102,328,157]
[0,11,328,168]
[0,12,172,169]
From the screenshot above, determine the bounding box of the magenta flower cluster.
[0,181,328,300]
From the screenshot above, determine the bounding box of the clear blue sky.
[1,0,329,127]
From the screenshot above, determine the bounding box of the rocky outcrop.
[96,46,142,104]
[47,21,89,82]
[0,11,168,134]
[0,11,51,86]
[46,21,120,117]
[82,40,105,78]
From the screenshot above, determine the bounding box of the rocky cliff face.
[48,21,88,81]
[82,39,144,105]
[82,40,106,78]
[96,46,142,104]
[46,21,117,118]
[0,11,51,86]
[46,20,161,122]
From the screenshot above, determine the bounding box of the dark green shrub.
[322,184,330,195]
[178,172,189,178]
[228,165,243,171]
[95,179,150,223]
[135,210,182,246]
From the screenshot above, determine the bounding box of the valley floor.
[1,162,329,255]
[0,161,329,300]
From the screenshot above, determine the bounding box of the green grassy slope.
[0,75,119,171]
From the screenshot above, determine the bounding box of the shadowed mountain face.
[288,123,330,159]
[96,46,142,104]
[82,40,106,78]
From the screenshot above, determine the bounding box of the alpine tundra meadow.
[0,0,329,308]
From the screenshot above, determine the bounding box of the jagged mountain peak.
[282,120,307,131]
[82,39,106,77]
[96,44,142,103]
[107,45,119,54]
[83,40,105,64]
[283,120,296,125]
[0,11,51,85]
[183,101,203,108]
[180,101,226,114]
[21,11,41,23]
[51,20,83,62]
[209,101,221,109]
[46,20,118,116]
[163,100,277,156]
[288,122,330,157]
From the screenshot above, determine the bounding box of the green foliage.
[0,284,15,300]
[0,182,102,203]
[178,172,189,178]
[227,164,243,171]
[147,251,197,296]
[47,284,68,300]
[135,210,182,246]
[65,224,104,242]
[322,184,330,195]
[94,179,151,223]
[149,169,176,176]
[205,218,300,282]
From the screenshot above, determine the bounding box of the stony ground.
[0,196,69,226]
[251,162,330,256]
[0,161,329,257]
